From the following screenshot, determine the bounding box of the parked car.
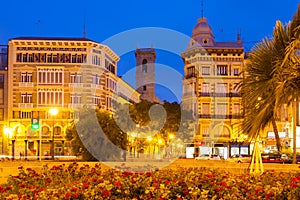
[280,154,292,163]
[195,154,220,160]
[261,154,287,163]
[227,154,251,163]
[296,154,300,164]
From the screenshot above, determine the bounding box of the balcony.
[199,92,211,97]
[198,114,243,119]
[68,103,83,109]
[91,84,104,90]
[184,73,197,79]
[19,82,34,87]
[18,103,33,108]
[69,83,83,88]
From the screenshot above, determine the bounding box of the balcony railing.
[184,73,197,79]
[198,92,242,97]
[19,82,34,87]
[18,103,33,108]
[68,103,83,109]
[199,92,211,97]
[90,84,103,90]
[199,114,243,119]
[69,83,83,88]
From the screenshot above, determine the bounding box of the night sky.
[0,0,298,102]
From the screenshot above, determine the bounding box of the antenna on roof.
[83,15,87,38]
[201,0,204,18]
[237,29,242,42]
[36,20,41,35]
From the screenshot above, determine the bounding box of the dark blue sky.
[0,0,299,102]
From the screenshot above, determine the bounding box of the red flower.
[165,180,170,185]
[102,190,110,199]
[205,173,213,178]
[114,181,122,188]
[266,192,274,199]
[82,182,89,189]
[182,188,189,195]
[65,192,71,198]
[71,187,79,192]
[92,177,98,182]
[221,181,228,187]
[146,172,152,177]
[72,193,79,198]
[28,185,35,189]
[255,187,264,195]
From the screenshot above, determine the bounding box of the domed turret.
[190,17,215,47]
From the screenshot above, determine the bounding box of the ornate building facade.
[4,37,140,159]
[181,17,245,158]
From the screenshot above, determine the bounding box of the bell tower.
[135,47,161,103]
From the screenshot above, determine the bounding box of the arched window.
[54,126,62,136]
[42,126,50,136]
[142,59,147,72]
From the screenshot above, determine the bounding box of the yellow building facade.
[181,18,245,158]
[4,37,140,159]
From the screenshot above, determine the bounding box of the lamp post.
[49,108,58,160]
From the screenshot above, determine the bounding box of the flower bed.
[1,162,300,199]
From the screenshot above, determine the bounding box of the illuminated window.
[21,72,32,82]
[21,93,32,103]
[233,104,240,115]
[202,83,210,93]
[202,125,209,137]
[217,65,228,75]
[202,103,210,115]
[70,73,82,83]
[38,89,63,105]
[70,94,82,104]
[233,68,239,76]
[216,83,228,94]
[93,96,101,105]
[38,68,63,85]
[92,74,100,85]
[201,66,210,75]
[216,103,227,115]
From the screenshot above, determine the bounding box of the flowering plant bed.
[0,162,300,199]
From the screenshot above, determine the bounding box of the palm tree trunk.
[292,99,297,164]
[271,116,282,153]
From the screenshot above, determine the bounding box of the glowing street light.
[49,108,58,160]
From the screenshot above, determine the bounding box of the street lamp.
[49,108,58,160]
[3,126,12,156]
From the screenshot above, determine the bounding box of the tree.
[240,37,282,152]
[66,108,128,161]
[273,4,300,163]
[240,4,300,158]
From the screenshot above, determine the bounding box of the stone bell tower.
[135,47,161,103]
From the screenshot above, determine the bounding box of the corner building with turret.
[181,17,246,158]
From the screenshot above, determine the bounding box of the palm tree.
[240,4,300,161]
[273,4,300,163]
[240,37,282,152]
